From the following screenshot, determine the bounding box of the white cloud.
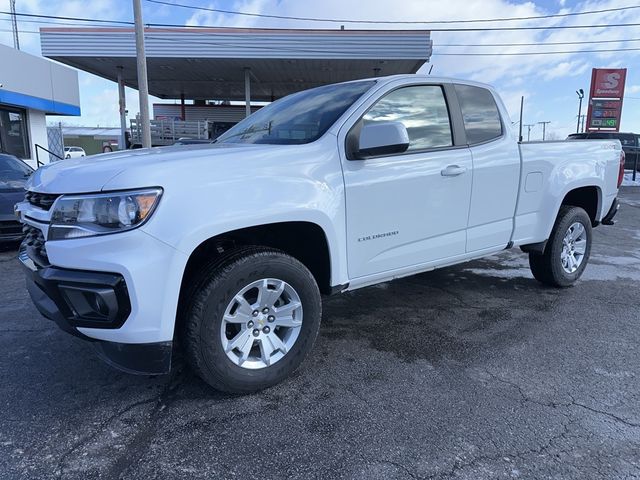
[541,60,590,80]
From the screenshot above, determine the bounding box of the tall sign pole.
[133,0,151,148]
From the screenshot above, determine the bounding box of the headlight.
[48,188,162,240]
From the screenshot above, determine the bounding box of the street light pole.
[576,89,584,134]
[133,0,151,148]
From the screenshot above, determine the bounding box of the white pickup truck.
[16,75,624,393]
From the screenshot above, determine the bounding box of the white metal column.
[117,67,127,150]
[244,67,251,118]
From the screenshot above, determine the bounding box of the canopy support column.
[117,66,127,150]
[244,67,251,118]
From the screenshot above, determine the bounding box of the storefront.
[0,43,80,168]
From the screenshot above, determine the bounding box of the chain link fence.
[46,124,65,162]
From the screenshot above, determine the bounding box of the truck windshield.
[216,81,375,145]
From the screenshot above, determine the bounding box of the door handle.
[441,165,467,177]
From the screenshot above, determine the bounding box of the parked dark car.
[0,153,33,242]
[567,132,639,171]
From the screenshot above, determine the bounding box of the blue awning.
[0,89,80,116]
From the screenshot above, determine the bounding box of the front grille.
[0,220,23,237]
[22,224,49,265]
[25,191,60,211]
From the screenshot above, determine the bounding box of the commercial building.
[62,126,122,155]
[0,43,80,168]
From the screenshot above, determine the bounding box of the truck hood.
[26,143,274,193]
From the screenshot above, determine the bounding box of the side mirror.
[356,121,409,158]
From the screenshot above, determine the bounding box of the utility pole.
[10,0,19,50]
[579,115,586,133]
[133,0,151,148]
[575,89,584,134]
[523,124,535,142]
[538,121,551,141]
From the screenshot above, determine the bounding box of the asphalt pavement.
[1,188,639,480]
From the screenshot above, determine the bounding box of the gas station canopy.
[40,27,432,101]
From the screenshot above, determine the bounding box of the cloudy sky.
[1,0,639,140]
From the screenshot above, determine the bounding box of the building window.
[0,107,30,159]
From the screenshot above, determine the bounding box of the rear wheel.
[182,247,321,393]
[529,206,592,288]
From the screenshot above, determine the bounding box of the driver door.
[341,84,472,279]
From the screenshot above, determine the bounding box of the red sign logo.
[591,69,627,98]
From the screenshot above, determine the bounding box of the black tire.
[529,206,592,288]
[181,246,321,394]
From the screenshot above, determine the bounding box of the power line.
[435,38,640,47]
[0,16,129,28]
[145,0,640,25]
[431,47,640,56]
[0,11,133,26]
[2,10,640,32]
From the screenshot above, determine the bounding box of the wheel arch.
[521,185,601,255]
[179,221,334,300]
[560,185,602,226]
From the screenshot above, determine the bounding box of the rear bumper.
[602,197,619,226]
[20,248,172,375]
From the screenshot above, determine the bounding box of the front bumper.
[20,250,172,374]
[15,195,188,375]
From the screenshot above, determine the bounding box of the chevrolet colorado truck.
[15,75,624,393]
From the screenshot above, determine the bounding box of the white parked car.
[64,146,85,159]
[16,75,623,393]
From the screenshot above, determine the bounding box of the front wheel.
[529,206,592,288]
[182,247,321,393]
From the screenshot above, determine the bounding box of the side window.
[362,85,453,151]
[454,84,503,145]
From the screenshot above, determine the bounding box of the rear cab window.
[454,84,503,145]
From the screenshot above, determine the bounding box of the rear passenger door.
[454,84,521,252]
[341,83,473,279]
